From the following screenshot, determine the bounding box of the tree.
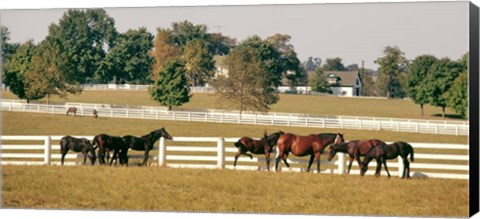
[446,72,468,118]
[170,20,209,48]
[150,28,180,81]
[267,33,303,88]
[404,55,438,116]
[47,9,118,83]
[345,64,359,71]
[149,60,190,110]
[375,46,408,98]
[98,27,154,84]
[425,58,463,118]
[182,39,215,86]
[207,32,236,56]
[308,68,331,93]
[358,68,378,96]
[211,43,279,114]
[322,57,345,71]
[1,26,20,64]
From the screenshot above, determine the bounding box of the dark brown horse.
[326,139,387,174]
[275,132,345,173]
[360,141,415,178]
[233,130,284,171]
[60,136,96,165]
[122,128,173,166]
[92,134,129,166]
[66,107,77,116]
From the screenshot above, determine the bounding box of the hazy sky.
[0,1,470,69]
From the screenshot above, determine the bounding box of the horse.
[233,130,284,171]
[326,139,387,174]
[92,109,98,118]
[92,134,129,166]
[275,132,345,173]
[60,135,96,165]
[122,128,173,166]
[360,141,415,178]
[66,107,77,116]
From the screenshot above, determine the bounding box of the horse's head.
[334,133,345,145]
[85,139,97,165]
[157,128,173,140]
[326,144,338,161]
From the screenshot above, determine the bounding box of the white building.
[324,71,362,97]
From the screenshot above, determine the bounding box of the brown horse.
[233,130,284,171]
[326,139,387,174]
[275,132,344,173]
[66,107,77,116]
[92,134,129,166]
[360,141,415,178]
[122,128,173,166]
[60,136,96,165]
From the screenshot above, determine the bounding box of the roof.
[324,71,359,87]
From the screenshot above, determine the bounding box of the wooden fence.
[1,99,469,136]
[0,135,469,180]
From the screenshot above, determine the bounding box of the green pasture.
[2,165,468,217]
[2,90,465,121]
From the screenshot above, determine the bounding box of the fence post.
[397,157,404,178]
[337,153,345,175]
[44,136,52,165]
[217,138,225,169]
[158,137,166,167]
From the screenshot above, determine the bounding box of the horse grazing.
[275,132,345,173]
[360,141,415,178]
[66,107,77,116]
[60,136,96,165]
[92,134,129,166]
[92,109,98,118]
[122,128,173,166]
[233,130,284,171]
[326,139,387,174]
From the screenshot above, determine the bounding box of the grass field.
[1,165,469,217]
[1,90,465,121]
[1,90,470,217]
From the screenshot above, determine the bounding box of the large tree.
[375,46,408,98]
[149,60,190,110]
[446,72,468,118]
[150,28,180,81]
[322,57,346,71]
[267,33,303,88]
[308,68,331,93]
[424,58,463,118]
[182,39,215,86]
[98,27,154,84]
[405,55,438,116]
[47,9,118,83]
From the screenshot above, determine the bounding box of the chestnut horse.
[60,135,96,165]
[275,132,344,173]
[122,128,173,166]
[326,139,387,174]
[360,141,415,178]
[92,134,129,166]
[233,130,284,171]
[66,107,77,116]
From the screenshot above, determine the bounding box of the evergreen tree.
[149,60,190,110]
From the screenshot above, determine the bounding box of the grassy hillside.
[2,90,464,121]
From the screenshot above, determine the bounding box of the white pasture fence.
[0,99,469,136]
[81,84,215,93]
[0,135,469,180]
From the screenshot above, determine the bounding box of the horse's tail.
[92,135,99,150]
[409,143,414,162]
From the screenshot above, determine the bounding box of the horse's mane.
[317,133,337,138]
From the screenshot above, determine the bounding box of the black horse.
[360,141,415,178]
[60,135,96,165]
[233,130,284,171]
[122,128,173,166]
[92,134,129,166]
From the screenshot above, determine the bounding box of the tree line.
[1,9,469,118]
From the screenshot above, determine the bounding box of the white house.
[324,71,362,96]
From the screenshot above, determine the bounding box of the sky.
[0,0,472,70]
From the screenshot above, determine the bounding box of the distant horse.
[233,130,284,171]
[122,128,173,166]
[92,134,129,166]
[360,141,415,178]
[275,132,345,173]
[326,139,387,174]
[92,109,98,118]
[66,107,77,116]
[60,135,96,165]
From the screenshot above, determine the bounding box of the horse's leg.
[275,150,284,172]
[306,153,315,172]
[61,148,68,165]
[347,155,354,174]
[403,156,410,178]
[382,158,391,178]
[142,149,150,166]
[265,152,270,171]
[233,151,241,167]
[315,152,321,174]
[375,159,382,176]
[282,153,290,168]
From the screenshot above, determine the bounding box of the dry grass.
[2,90,465,121]
[1,165,468,217]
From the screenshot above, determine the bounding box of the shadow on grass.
[431,113,466,120]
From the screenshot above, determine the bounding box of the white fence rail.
[1,99,469,136]
[81,84,215,93]
[0,135,469,180]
